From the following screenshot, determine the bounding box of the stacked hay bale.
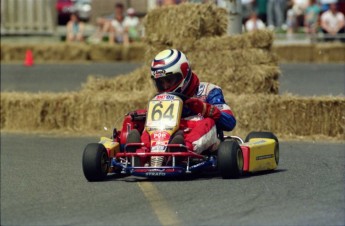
[2,92,344,139]
[0,92,147,132]
[82,3,279,95]
[226,94,345,139]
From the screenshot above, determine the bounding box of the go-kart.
[82,92,279,181]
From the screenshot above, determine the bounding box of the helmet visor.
[153,73,183,92]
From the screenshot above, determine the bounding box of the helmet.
[151,49,192,94]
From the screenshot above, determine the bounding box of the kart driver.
[139,49,236,154]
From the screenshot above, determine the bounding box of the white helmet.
[151,49,192,94]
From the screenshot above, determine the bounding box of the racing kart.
[82,92,279,181]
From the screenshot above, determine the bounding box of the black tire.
[245,131,279,165]
[82,143,109,182]
[126,129,141,166]
[218,140,244,179]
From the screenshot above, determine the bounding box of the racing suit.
[141,81,236,154]
[180,82,236,153]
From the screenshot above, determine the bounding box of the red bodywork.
[118,109,147,146]
[114,109,252,171]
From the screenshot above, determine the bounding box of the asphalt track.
[1,63,345,225]
[1,133,344,226]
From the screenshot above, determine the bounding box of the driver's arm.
[206,88,236,131]
[185,88,236,131]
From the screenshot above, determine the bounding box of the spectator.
[292,0,309,26]
[255,0,268,24]
[109,3,127,45]
[89,3,128,44]
[66,12,85,42]
[88,11,114,43]
[304,0,321,35]
[286,0,308,36]
[319,0,338,12]
[245,11,266,32]
[320,3,345,41]
[124,8,141,43]
[242,0,255,22]
[267,0,286,30]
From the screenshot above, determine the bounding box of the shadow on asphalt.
[101,168,288,183]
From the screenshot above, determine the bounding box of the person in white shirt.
[245,11,266,32]
[321,3,345,41]
[123,8,141,42]
[109,3,127,44]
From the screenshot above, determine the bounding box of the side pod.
[240,138,278,172]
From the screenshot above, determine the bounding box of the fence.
[1,0,56,35]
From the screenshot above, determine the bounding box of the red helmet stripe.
[153,60,165,67]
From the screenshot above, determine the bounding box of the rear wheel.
[82,143,109,181]
[218,140,243,179]
[126,129,141,166]
[245,131,279,165]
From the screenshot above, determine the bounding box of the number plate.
[146,99,182,129]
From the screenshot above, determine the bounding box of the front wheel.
[218,140,243,179]
[82,143,109,182]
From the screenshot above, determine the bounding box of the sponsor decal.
[151,141,167,146]
[151,145,166,151]
[215,104,224,110]
[256,154,274,160]
[197,84,205,96]
[147,127,158,131]
[252,140,266,145]
[153,69,166,78]
[146,172,166,176]
[155,94,175,100]
[151,131,170,141]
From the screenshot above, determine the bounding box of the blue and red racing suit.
[141,81,236,154]
[180,82,236,153]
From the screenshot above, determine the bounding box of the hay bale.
[144,3,227,47]
[143,27,279,95]
[1,92,344,139]
[273,44,314,63]
[0,91,148,132]
[81,61,280,95]
[0,43,90,62]
[313,43,345,63]
[190,29,274,52]
[227,94,345,139]
[81,66,155,95]
[124,43,147,61]
[88,44,123,61]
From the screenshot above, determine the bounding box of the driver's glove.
[185,98,221,120]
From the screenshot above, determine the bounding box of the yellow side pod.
[99,137,120,158]
[241,138,277,172]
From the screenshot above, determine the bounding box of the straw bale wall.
[273,43,345,63]
[227,94,345,139]
[82,29,280,95]
[1,42,344,63]
[0,43,146,62]
[1,92,344,139]
[0,92,147,132]
[1,43,90,62]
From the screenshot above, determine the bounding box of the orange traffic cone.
[24,50,34,67]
